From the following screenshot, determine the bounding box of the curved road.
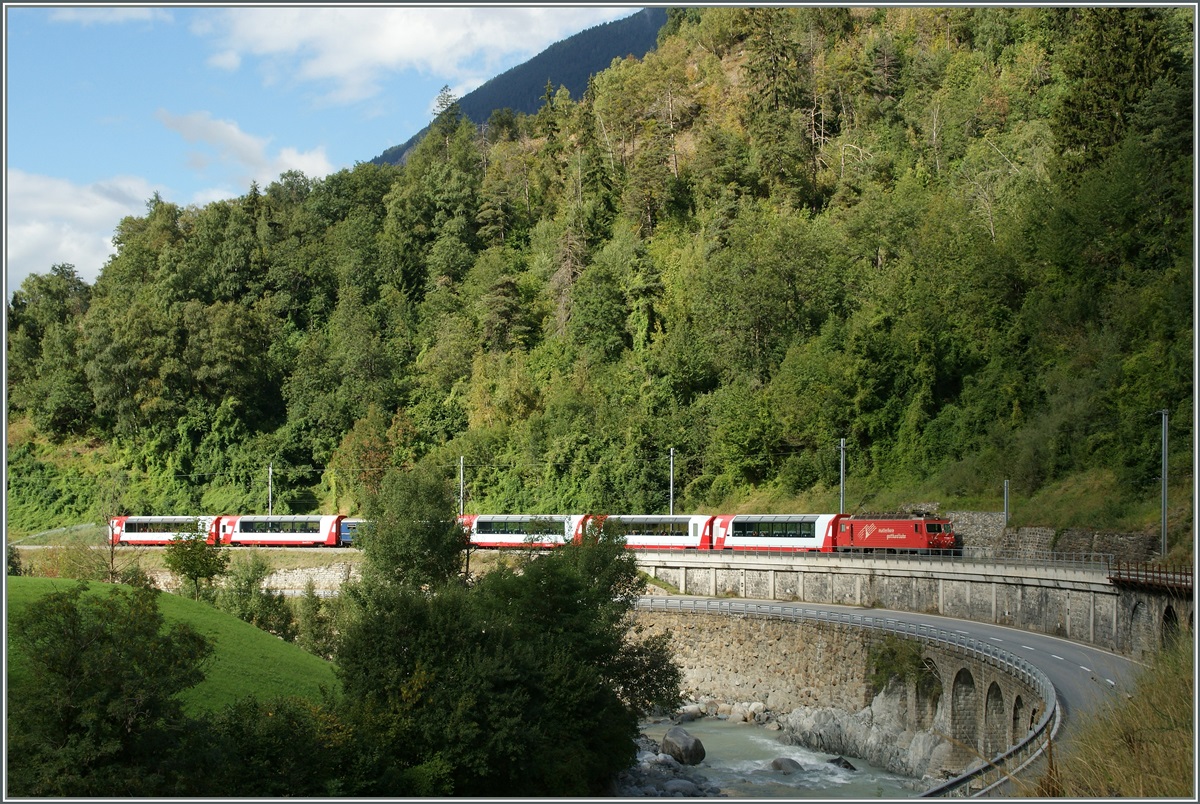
[662,595,1145,751]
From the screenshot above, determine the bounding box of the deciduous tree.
[7,582,211,796]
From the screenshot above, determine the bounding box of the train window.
[799,521,815,539]
[927,523,942,533]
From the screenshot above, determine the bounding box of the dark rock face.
[828,756,857,771]
[662,726,706,765]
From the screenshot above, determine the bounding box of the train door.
[711,515,734,550]
[832,515,852,552]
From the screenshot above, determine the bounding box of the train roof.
[469,513,571,521]
[727,513,832,521]
[227,514,340,520]
[604,514,711,521]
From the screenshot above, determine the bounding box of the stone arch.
[1011,694,1026,740]
[983,681,1006,758]
[915,656,942,730]
[951,668,978,758]
[1163,605,1180,647]
[1128,600,1156,658]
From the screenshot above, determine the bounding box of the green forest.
[7,7,1194,545]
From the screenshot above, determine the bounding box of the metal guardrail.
[636,597,1058,798]
[962,547,1114,572]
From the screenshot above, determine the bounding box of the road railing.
[636,596,1058,798]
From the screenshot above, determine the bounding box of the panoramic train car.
[460,513,590,549]
[108,515,220,546]
[217,514,346,547]
[710,513,841,552]
[834,514,957,553]
[601,514,716,550]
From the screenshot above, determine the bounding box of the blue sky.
[4,5,642,295]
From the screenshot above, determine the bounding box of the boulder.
[662,726,707,766]
[828,756,857,771]
[770,757,803,774]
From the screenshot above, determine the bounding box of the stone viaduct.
[627,550,1191,795]
[633,550,1192,659]
[633,598,1057,795]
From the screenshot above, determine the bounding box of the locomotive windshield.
[926,523,943,533]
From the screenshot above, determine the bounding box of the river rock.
[612,734,724,797]
[770,757,803,774]
[663,778,700,796]
[828,756,857,771]
[662,726,706,765]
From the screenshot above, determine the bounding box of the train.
[108,511,959,553]
[108,514,366,548]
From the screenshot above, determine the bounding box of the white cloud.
[5,170,160,293]
[199,7,635,104]
[155,109,334,191]
[207,50,241,71]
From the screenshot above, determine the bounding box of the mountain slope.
[370,7,666,165]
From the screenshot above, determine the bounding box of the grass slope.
[6,576,340,715]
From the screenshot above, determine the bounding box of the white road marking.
[989,637,1003,642]
[1051,654,1064,660]
[1080,666,1091,673]
[1021,645,1034,651]
[1106,679,1116,687]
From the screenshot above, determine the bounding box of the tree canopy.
[7,6,1193,530]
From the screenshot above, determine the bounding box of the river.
[638,716,922,799]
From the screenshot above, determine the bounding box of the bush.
[7,544,24,576]
[867,634,940,697]
[216,551,296,641]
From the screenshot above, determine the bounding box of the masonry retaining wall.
[635,552,1182,658]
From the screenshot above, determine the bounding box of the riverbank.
[614,697,927,798]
